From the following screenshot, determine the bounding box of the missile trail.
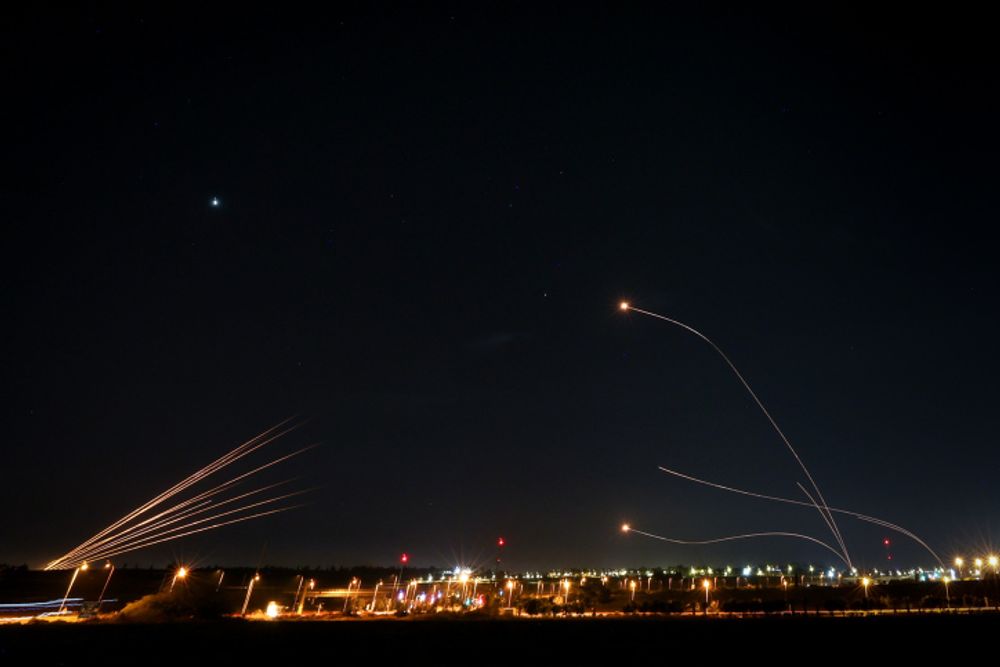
[62,481,295,564]
[657,465,943,567]
[55,445,315,566]
[621,303,852,569]
[59,489,312,568]
[60,506,304,567]
[624,525,850,567]
[45,419,309,570]
[47,419,300,568]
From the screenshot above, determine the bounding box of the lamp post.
[702,579,711,612]
[861,577,871,599]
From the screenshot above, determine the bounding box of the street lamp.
[943,576,951,608]
[861,577,871,599]
[629,580,637,602]
[506,580,515,609]
[702,579,711,609]
[989,555,999,573]
[562,579,571,604]
[954,557,964,579]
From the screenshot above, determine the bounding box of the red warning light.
[883,539,890,546]
[498,537,505,547]
[400,553,409,564]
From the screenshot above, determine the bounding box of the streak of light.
[59,489,312,569]
[622,303,851,568]
[57,444,314,565]
[61,480,295,565]
[657,465,943,567]
[625,525,850,567]
[45,418,303,569]
[61,506,303,566]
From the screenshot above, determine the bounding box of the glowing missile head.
[621,523,631,533]
[619,301,629,311]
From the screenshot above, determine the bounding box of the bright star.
[210,197,220,207]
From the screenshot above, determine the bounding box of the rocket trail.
[624,525,850,567]
[60,506,304,567]
[45,418,309,570]
[656,464,943,567]
[56,445,316,566]
[61,481,295,565]
[621,303,852,568]
[59,489,313,568]
[47,419,300,568]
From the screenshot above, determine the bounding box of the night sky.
[4,4,998,571]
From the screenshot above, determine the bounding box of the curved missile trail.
[657,465,943,567]
[621,303,852,569]
[623,525,850,567]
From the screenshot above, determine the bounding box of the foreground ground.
[1,613,997,664]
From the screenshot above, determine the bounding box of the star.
[210,196,220,207]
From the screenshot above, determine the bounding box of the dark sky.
[4,4,998,571]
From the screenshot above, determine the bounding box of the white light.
[265,601,279,618]
[211,197,220,207]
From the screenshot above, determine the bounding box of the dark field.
[2,614,997,664]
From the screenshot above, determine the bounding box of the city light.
[265,601,279,618]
